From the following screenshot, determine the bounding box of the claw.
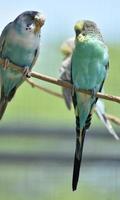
[23,66,31,78]
[71,85,76,96]
[3,58,10,70]
[90,88,97,98]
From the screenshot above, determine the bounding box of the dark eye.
[75,29,81,37]
[30,15,34,20]
[82,32,86,36]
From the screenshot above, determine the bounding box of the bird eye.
[82,32,86,36]
[30,15,35,20]
[75,29,81,37]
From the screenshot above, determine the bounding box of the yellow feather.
[74,21,84,32]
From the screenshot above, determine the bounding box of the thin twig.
[26,79,63,98]
[27,78,120,127]
[106,114,120,126]
[0,58,120,104]
[31,71,120,104]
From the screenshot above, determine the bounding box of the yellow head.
[74,20,102,42]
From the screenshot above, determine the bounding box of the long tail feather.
[0,99,8,120]
[0,86,17,120]
[72,128,86,191]
[96,100,119,140]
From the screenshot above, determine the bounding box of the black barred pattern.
[85,113,92,130]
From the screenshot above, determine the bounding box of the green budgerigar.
[59,37,118,140]
[71,20,109,191]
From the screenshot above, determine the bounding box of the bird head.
[14,11,45,34]
[60,37,75,58]
[74,20,102,42]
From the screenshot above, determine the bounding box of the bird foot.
[90,88,97,98]
[3,58,10,70]
[23,66,31,78]
[71,85,76,96]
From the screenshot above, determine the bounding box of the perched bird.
[59,37,119,140]
[0,11,45,119]
[71,20,109,191]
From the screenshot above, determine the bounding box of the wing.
[0,23,12,100]
[0,22,12,56]
[59,37,75,109]
[59,56,73,109]
[30,47,39,69]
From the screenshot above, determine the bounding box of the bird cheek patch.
[27,24,34,32]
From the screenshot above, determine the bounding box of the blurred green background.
[1,43,120,124]
[0,1,120,200]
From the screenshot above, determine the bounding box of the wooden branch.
[106,114,120,126]
[26,79,63,98]
[1,58,120,128]
[31,71,120,104]
[27,78,120,127]
[0,58,120,104]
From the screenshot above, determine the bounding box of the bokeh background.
[0,0,120,199]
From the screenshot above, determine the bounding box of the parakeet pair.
[0,11,45,119]
[0,12,117,192]
[60,20,109,191]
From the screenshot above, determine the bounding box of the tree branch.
[0,58,120,104]
[106,114,120,126]
[31,71,120,104]
[26,79,63,98]
[27,78,120,127]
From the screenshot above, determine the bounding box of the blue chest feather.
[1,26,39,67]
[3,42,35,67]
[0,24,40,97]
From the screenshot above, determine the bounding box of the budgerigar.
[71,20,109,191]
[59,37,119,140]
[0,11,45,119]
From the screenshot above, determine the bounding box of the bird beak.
[34,13,45,33]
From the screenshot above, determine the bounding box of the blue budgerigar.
[71,20,109,191]
[0,11,45,119]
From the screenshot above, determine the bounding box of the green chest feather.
[72,38,108,90]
